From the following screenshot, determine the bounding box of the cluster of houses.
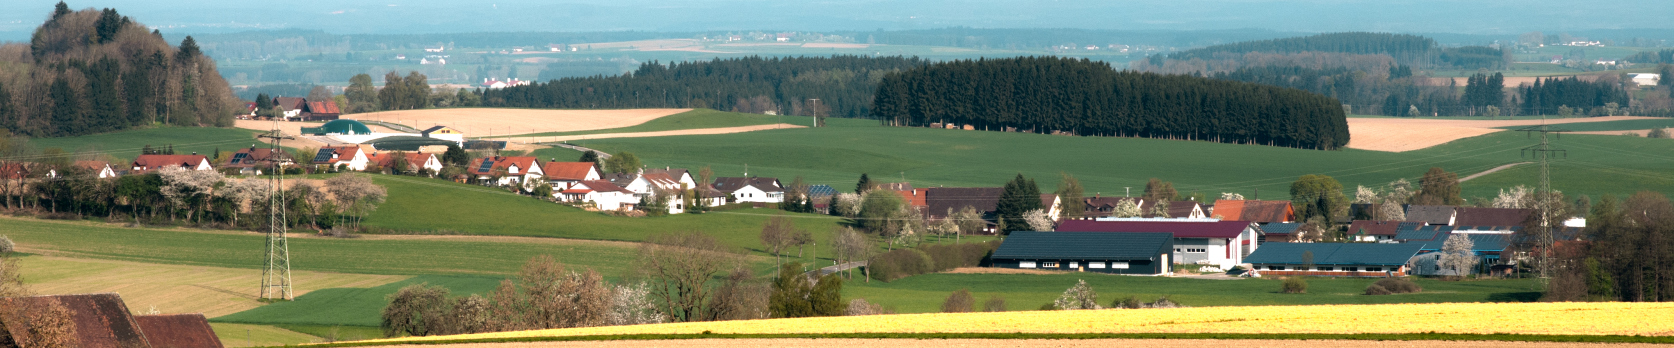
[986,198,1579,278]
[449,155,788,212]
[241,97,341,121]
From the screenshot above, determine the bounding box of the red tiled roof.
[894,188,929,208]
[135,313,225,348]
[1213,200,1293,223]
[133,154,209,172]
[274,97,306,111]
[468,156,540,176]
[543,162,596,180]
[577,180,630,193]
[1056,220,1256,239]
[75,160,110,172]
[306,101,341,115]
[313,146,363,164]
[0,293,149,348]
[368,152,432,169]
[0,162,27,179]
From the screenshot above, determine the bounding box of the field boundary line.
[296,332,1674,348]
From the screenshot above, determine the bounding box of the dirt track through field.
[498,124,805,143]
[365,338,1664,348]
[1346,116,1660,152]
[343,108,691,138]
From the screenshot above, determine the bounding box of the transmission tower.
[1512,117,1568,279]
[259,120,296,301]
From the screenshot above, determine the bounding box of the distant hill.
[1144,32,1511,71]
[0,2,239,138]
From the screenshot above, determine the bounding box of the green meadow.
[25,127,262,163]
[1496,118,1674,132]
[843,273,1543,314]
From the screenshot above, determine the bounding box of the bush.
[1052,279,1101,310]
[983,296,1006,312]
[0,235,12,253]
[1282,277,1308,294]
[1037,302,1057,311]
[845,298,884,316]
[1372,277,1422,294]
[1365,284,1393,295]
[867,241,1002,282]
[1111,295,1141,309]
[941,289,974,313]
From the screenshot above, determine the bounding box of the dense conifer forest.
[871,56,1350,150]
[0,3,240,138]
[481,56,928,118]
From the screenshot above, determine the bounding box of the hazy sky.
[2,0,1669,39]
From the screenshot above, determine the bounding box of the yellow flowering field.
[360,302,1674,344]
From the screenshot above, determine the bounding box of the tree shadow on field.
[1486,291,1543,302]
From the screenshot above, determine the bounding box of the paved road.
[550,143,611,159]
[807,260,867,279]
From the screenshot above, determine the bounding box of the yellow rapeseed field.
[358,302,1674,344]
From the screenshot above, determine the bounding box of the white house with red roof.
[1057,220,1264,269]
[131,154,213,174]
[367,152,442,175]
[560,180,637,211]
[467,156,543,188]
[75,161,118,178]
[312,146,371,171]
[542,161,601,191]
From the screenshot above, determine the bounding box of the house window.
[1366,267,1383,272]
[1267,265,1285,271]
[1069,262,1079,269]
[1319,266,1334,271]
[1088,262,1106,269]
[1185,248,1206,253]
[1345,267,1358,272]
[1019,261,1036,268]
[1111,262,1129,269]
[1042,262,1059,268]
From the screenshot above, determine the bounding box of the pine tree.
[996,174,1042,234]
[855,173,871,194]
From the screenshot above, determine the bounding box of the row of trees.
[1153,32,1510,70]
[1517,76,1632,117]
[1547,192,1674,302]
[873,56,1351,150]
[481,56,928,118]
[0,4,239,138]
[1,164,387,232]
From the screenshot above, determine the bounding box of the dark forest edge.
[0,2,241,138]
[871,56,1350,150]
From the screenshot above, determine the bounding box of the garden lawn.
[552,124,1674,201]
[362,175,844,257]
[214,275,504,328]
[842,273,1543,314]
[26,127,261,163]
[0,216,640,278]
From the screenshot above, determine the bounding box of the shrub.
[0,235,12,253]
[1111,295,1141,309]
[867,241,1002,281]
[1282,277,1308,294]
[1052,279,1101,310]
[1365,284,1393,295]
[866,249,932,282]
[983,296,1006,312]
[941,289,974,313]
[1037,302,1057,311]
[845,298,884,316]
[1372,277,1423,294]
[1148,296,1182,308]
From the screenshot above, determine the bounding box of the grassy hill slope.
[549,123,1674,201]
[25,127,261,163]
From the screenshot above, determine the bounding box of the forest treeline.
[871,56,1350,150]
[0,3,239,138]
[1208,65,1636,116]
[481,56,927,118]
[1144,32,1512,70]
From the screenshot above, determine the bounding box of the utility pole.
[809,98,821,128]
[1514,117,1568,280]
[258,119,296,301]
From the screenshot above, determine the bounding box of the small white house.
[313,146,371,171]
[543,162,601,191]
[561,180,638,211]
[132,154,213,173]
[467,156,544,188]
[711,177,784,204]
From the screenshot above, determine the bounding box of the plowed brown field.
[1345,116,1659,152]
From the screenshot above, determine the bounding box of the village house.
[226,147,292,176]
[1244,243,1425,277]
[712,177,784,203]
[1210,199,1294,223]
[990,231,1175,275]
[542,161,602,191]
[560,180,637,211]
[1346,220,1424,242]
[367,152,443,175]
[606,171,689,213]
[467,156,543,187]
[75,160,118,178]
[1406,232,1513,276]
[1055,220,1263,269]
[311,146,371,171]
[131,154,213,173]
[807,184,837,214]
[1453,207,1535,226]
[420,125,466,143]
[1257,222,1304,243]
[924,187,1003,233]
[1405,205,1458,225]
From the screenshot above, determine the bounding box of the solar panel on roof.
[230,153,250,164]
[479,160,495,172]
[312,149,335,163]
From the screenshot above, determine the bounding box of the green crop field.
[24,127,261,163]
[214,275,504,328]
[1496,118,1674,132]
[362,175,844,257]
[544,123,1674,202]
[843,273,1543,314]
[0,216,640,278]
[490,109,848,138]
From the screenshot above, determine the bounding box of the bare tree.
[215,179,269,224]
[517,255,611,329]
[705,267,768,321]
[759,216,794,265]
[636,231,740,322]
[950,206,985,243]
[157,166,223,223]
[326,174,387,229]
[829,227,869,279]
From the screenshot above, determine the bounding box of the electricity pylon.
[259,120,296,301]
[1512,117,1567,279]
